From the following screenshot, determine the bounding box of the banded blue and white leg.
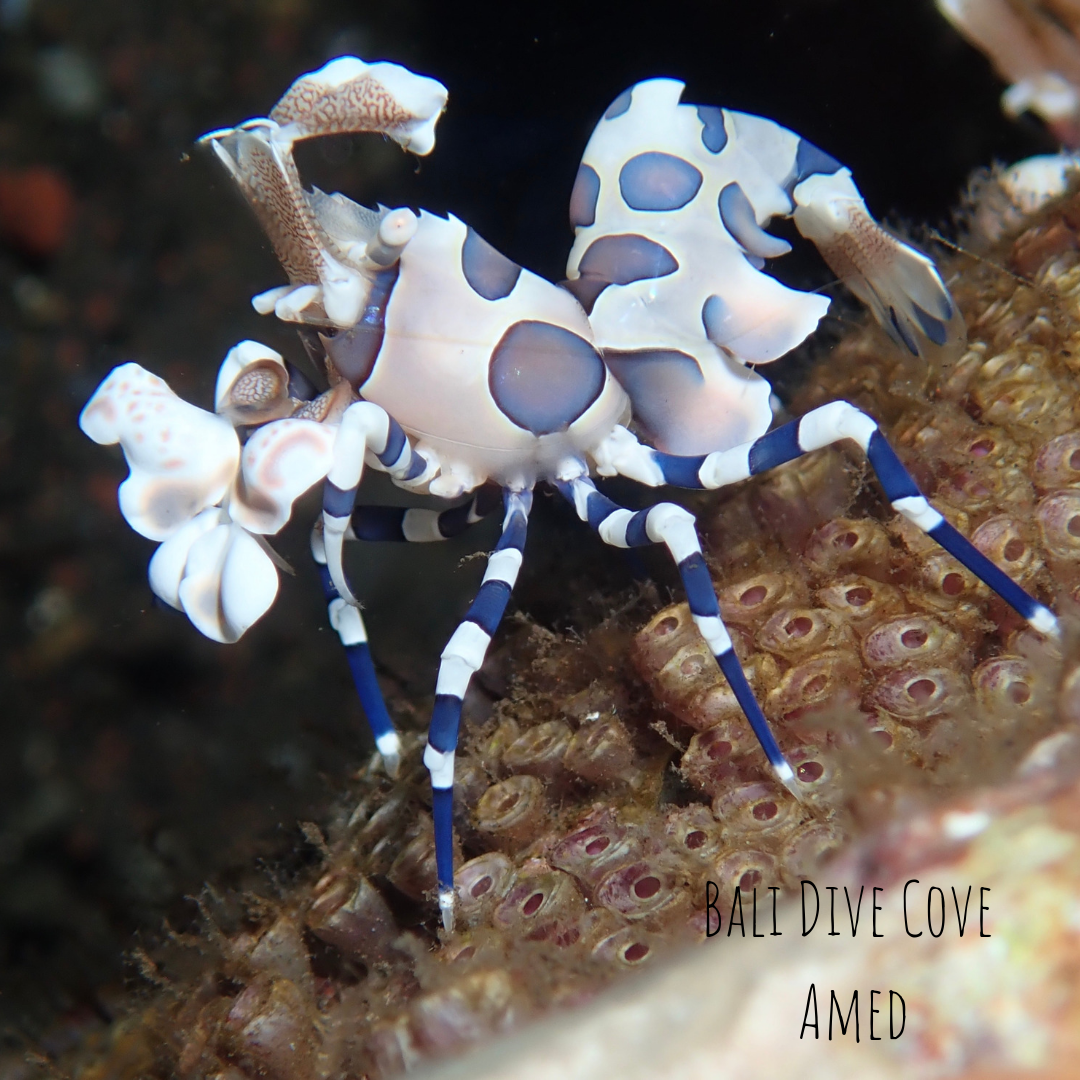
[346,487,502,544]
[312,524,401,776]
[594,402,1059,636]
[311,490,501,779]
[322,401,437,605]
[426,489,532,932]
[555,475,799,797]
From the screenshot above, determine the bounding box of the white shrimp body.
[348,210,629,493]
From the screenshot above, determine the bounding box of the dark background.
[0,0,1050,1045]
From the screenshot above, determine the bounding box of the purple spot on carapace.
[579,234,679,283]
[322,326,380,389]
[489,321,605,435]
[566,234,678,313]
[701,294,731,345]
[787,138,843,192]
[604,88,633,120]
[620,152,702,212]
[560,276,608,314]
[718,183,791,259]
[604,348,704,447]
[697,105,728,153]
[570,164,601,229]
[462,227,521,301]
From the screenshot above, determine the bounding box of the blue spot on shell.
[620,152,702,212]
[696,105,728,153]
[570,164,601,228]
[563,234,679,313]
[462,227,521,301]
[701,294,731,345]
[560,276,607,314]
[788,138,844,191]
[912,303,949,346]
[489,321,606,435]
[604,88,633,120]
[604,349,704,447]
[718,183,791,259]
[703,292,775,348]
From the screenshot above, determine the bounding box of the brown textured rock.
[562,715,637,784]
[454,852,516,928]
[492,862,585,942]
[387,826,440,902]
[409,969,521,1056]
[860,613,969,670]
[549,809,644,891]
[222,977,319,1080]
[680,720,761,795]
[501,721,573,782]
[756,605,854,660]
[307,872,400,964]
[410,749,1080,1080]
[475,776,550,849]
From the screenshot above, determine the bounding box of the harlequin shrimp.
[79,56,1059,931]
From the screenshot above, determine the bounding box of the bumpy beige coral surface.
[417,729,1080,1079]
[38,177,1080,1080]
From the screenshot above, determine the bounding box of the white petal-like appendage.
[973,153,1080,243]
[214,340,287,411]
[229,418,338,534]
[177,523,278,643]
[936,0,1061,90]
[148,507,229,609]
[79,363,240,541]
[220,529,280,640]
[252,285,294,315]
[176,524,232,641]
